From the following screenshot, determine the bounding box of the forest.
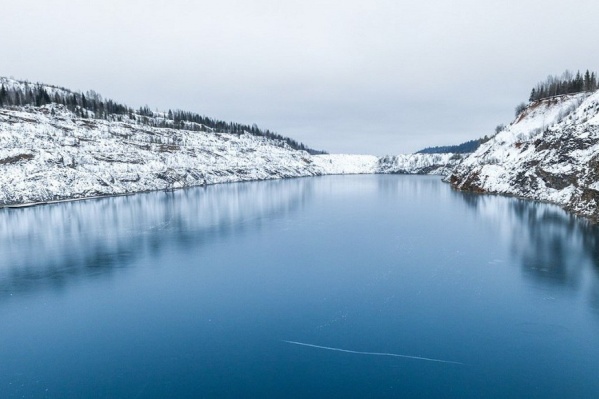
[529,70,597,101]
[416,137,490,154]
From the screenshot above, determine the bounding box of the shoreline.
[449,183,597,225]
[1,171,448,210]
[6,172,594,229]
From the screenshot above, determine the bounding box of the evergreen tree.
[529,88,536,102]
[529,69,599,101]
[0,84,6,106]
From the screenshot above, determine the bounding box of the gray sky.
[2,0,599,154]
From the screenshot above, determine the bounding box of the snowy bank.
[449,92,599,222]
[0,104,458,206]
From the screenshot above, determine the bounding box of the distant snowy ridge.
[378,153,465,175]
[313,154,379,174]
[0,104,456,206]
[312,153,461,175]
[449,91,599,222]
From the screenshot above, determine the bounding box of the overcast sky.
[2,0,599,154]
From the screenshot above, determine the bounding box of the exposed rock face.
[449,92,599,222]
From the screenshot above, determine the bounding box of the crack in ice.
[282,340,464,365]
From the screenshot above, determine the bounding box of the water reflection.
[377,174,445,198]
[0,178,314,297]
[457,189,599,311]
[3,175,599,315]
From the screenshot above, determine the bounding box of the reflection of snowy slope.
[449,92,599,221]
[456,190,599,301]
[0,178,314,294]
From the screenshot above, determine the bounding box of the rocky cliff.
[448,92,599,222]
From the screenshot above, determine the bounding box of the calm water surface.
[1,175,599,398]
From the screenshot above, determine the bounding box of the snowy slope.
[0,104,326,205]
[378,153,464,175]
[449,92,599,221]
[312,154,379,174]
[312,153,460,175]
[0,74,469,206]
[0,104,457,206]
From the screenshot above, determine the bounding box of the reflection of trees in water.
[509,200,586,288]
[457,190,599,312]
[0,178,314,298]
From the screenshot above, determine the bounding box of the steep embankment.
[449,91,599,221]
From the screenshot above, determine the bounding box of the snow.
[11,73,596,223]
[312,154,379,174]
[0,103,457,207]
[0,104,320,205]
[450,91,599,221]
[504,94,588,141]
[378,153,464,175]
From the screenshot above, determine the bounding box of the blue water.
[1,175,599,398]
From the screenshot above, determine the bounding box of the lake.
[1,175,599,398]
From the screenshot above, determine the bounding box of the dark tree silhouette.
[529,69,597,102]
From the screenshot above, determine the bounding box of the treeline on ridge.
[416,136,491,154]
[0,79,325,154]
[529,69,598,102]
[424,69,599,156]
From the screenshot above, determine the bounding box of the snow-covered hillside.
[449,92,599,221]
[0,103,459,206]
[0,104,327,205]
[312,154,379,174]
[312,153,460,176]
[378,153,464,175]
